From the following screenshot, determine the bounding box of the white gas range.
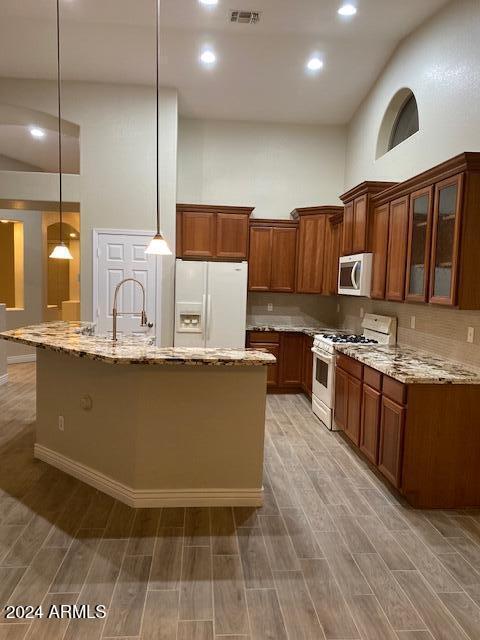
[311,313,397,430]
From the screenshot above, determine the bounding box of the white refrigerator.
[174,259,248,348]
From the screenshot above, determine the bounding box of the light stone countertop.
[0,322,276,366]
[247,324,336,337]
[335,343,480,385]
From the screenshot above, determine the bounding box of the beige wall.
[0,78,178,346]
[178,117,346,218]
[0,210,43,360]
[344,0,480,189]
[0,305,6,380]
[247,293,339,329]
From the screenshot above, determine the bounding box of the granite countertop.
[0,322,276,366]
[335,343,480,385]
[247,324,335,337]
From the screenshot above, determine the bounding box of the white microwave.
[338,253,372,297]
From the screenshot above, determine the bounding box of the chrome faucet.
[112,278,148,342]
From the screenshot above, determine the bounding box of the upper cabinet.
[405,187,433,302]
[370,152,480,309]
[429,174,464,305]
[248,220,297,292]
[176,204,253,261]
[385,195,409,302]
[291,206,343,294]
[340,182,397,256]
[323,212,343,296]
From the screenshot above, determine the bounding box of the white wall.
[345,0,480,189]
[178,118,346,218]
[0,209,43,360]
[0,78,178,345]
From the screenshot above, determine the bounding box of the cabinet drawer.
[364,366,382,391]
[336,353,363,380]
[382,376,407,404]
[248,331,279,344]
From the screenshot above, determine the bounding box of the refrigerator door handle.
[207,294,212,342]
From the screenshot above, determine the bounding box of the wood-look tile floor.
[1,364,480,639]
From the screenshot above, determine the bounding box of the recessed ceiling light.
[69,232,77,238]
[0,220,10,224]
[29,126,45,138]
[200,49,217,65]
[338,3,357,16]
[306,56,324,72]
[199,0,218,5]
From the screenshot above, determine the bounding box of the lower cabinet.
[279,333,304,386]
[378,396,405,488]
[246,331,313,397]
[335,354,407,489]
[359,384,381,464]
[335,353,480,509]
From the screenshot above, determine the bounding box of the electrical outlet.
[467,327,475,343]
[360,307,364,318]
[410,316,416,329]
[336,303,340,313]
[58,415,64,432]
[267,303,273,312]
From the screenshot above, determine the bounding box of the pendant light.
[50,0,73,260]
[145,0,172,255]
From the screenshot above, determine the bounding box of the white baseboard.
[7,354,36,364]
[0,373,8,386]
[34,444,263,508]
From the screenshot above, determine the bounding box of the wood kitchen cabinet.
[360,383,381,464]
[248,220,297,292]
[369,152,480,309]
[323,212,343,295]
[370,203,390,299]
[334,351,480,508]
[405,187,434,302]
[378,396,405,488]
[176,204,253,260]
[385,195,410,301]
[291,206,343,294]
[429,173,464,306]
[340,181,396,256]
[279,332,304,386]
[334,354,363,445]
[246,330,314,397]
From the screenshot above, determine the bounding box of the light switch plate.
[467,327,475,343]
[410,316,416,329]
[267,303,273,312]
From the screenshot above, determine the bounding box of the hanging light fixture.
[50,0,73,260]
[145,0,172,255]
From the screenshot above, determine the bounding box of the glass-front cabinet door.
[429,173,464,305]
[405,186,433,302]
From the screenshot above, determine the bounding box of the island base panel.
[35,349,267,507]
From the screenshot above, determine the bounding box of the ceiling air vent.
[230,10,261,24]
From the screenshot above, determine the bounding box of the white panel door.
[206,262,247,348]
[96,232,156,337]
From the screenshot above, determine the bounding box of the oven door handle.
[312,348,334,363]
[351,261,360,289]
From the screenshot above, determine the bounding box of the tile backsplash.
[338,297,480,370]
[247,292,338,329]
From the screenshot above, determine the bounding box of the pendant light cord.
[56,0,63,243]
[155,0,160,236]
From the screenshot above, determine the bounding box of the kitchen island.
[0,322,275,507]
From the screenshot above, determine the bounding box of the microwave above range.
[338,253,372,297]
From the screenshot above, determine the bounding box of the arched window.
[376,88,419,158]
[388,93,419,151]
